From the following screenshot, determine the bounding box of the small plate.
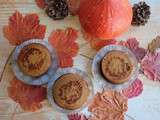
[47,67,94,114]
[92,45,139,90]
[12,39,59,85]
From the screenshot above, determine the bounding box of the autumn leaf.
[68,113,88,120]
[49,28,79,68]
[141,52,160,81]
[3,11,46,45]
[122,79,143,99]
[123,38,147,62]
[148,36,160,53]
[118,40,126,46]
[8,77,47,112]
[88,91,128,120]
[83,31,117,51]
[35,0,46,9]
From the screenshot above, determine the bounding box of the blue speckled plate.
[47,67,94,114]
[92,45,139,90]
[12,39,59,85]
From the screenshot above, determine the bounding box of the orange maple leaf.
[3,11,46,45]
[35,0,46,9]
[49,28,79,68]
[8,77,47,112]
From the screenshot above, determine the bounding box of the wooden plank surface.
[0,0,160,120]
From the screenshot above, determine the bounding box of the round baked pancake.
[52,73,90,110]
[18,43,52,77]
[101,50,133,84]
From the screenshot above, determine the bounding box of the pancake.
[18,43,51,77]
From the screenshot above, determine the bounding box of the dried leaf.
[122,79,143,99]
[49,28,79,68]
[8,77,47,112]
[125,38,146,62]
[148,36,160,53]
[68,113,88,120]
[35,0,46,9]
[3,11,46,45]
[126,38,139,49]
[88,91,128,120]
[83,31,117,51]
[141,52,160,81]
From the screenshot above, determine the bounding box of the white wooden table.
[0,0,160,120]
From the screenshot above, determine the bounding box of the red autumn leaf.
[3,11,46,45]
[117,38,146,62]
[35,0,46,9]
[141,52,160,81]
[125,38,146,62]
[49,28,79,68]
[8,77,47,112]
[122,79,143,99]
[68,113,88,120]
[118,40,127,46]
[83,31,117,51]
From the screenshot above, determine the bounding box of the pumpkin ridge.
[78,0,132,39]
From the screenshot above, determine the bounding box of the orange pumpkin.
[78,0,133,39]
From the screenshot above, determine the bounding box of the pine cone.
[45,0,68,20]
[132,1,151,26]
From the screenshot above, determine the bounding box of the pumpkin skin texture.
[78,0,133,39]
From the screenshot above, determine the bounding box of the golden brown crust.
[52,73,90,110]
[101,51,133,84]
[18,43,51,77]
